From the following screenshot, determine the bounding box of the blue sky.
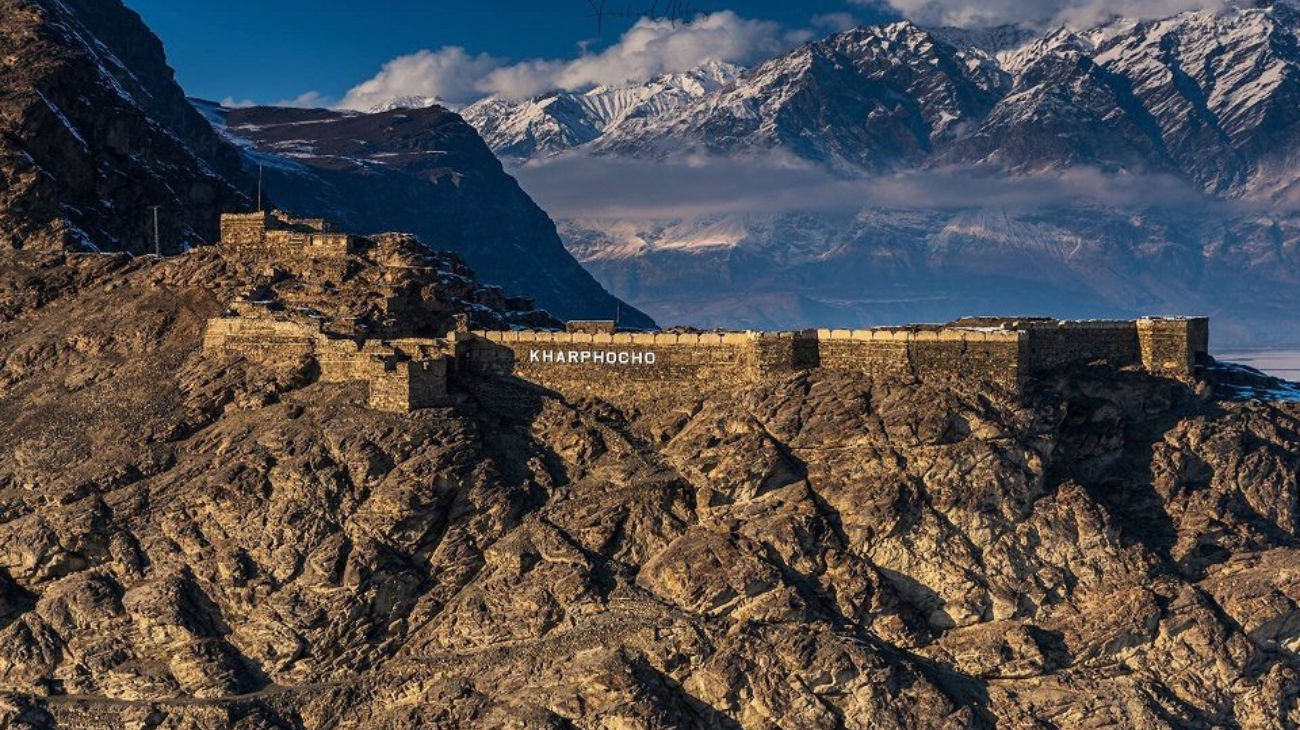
[126,0,891,106]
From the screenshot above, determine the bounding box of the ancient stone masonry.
[1138,316,1210,375]
[203,302,456,412]
[219,211,357,261]
[466,316,1208,395]
[203,306,1209,412]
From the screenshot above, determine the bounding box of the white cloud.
[858,0,1235,28]
[338,11,810,109]
[275,91,334,109]
[220,91,332,110]
[482,12,810,98]
[339,47,504,110]
[510,152,1230,219]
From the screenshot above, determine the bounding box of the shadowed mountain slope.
[0,0,253,252]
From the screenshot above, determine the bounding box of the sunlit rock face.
[1,248,1299,728]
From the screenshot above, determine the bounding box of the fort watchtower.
[219,211,356,260]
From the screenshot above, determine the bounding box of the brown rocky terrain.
[0,247,1298,729]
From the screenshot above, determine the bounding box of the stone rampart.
[812,328,1027,388]
[202,311,1209,413]
[464,327,1029,408]
[201,315,323,360]
[1138,317,1209,375]
[470,328,1030,384]
[462,317,1207,410]
[219,213,272,247]
[1021,320,1141,373]
[368,359,449,412]
[203,313,450,412]
[463,330,762,408]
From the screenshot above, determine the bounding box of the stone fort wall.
[462,317,1207,409]
[203,313,451,412]
[219,212,356,260]
[463,328,1030,407]
[463,331,793,409]
[203,310,1209,413]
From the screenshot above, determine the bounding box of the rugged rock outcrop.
[0,0,253,252]
[0,249,1298,728]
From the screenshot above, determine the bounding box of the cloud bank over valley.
[337,12,811,109]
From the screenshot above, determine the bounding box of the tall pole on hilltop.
[257,163,264,213]
[150,205,161,256]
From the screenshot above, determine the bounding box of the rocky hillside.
[198,102,655,329]
[0,249,1298,728]
[0,0,253,252]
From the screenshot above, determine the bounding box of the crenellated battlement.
[203,309,1210,412]
[467,316,1206,373]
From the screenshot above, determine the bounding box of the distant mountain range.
[462,61,742,161]
[454,5,1300,346]
[467,6,1300,194]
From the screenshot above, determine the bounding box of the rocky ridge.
[0,0,253,252]
[0,247,1298,728]
[0,0,647,328]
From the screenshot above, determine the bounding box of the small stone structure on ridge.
[219,210,357,260]
[203,301,457,412]
[202,213,1212,413]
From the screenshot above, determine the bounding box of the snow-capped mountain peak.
[583,21,1010,172]
[460,7,1300,338]
[460,61,742,160]
[463,6,1300,198]
[367,95,450,113]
